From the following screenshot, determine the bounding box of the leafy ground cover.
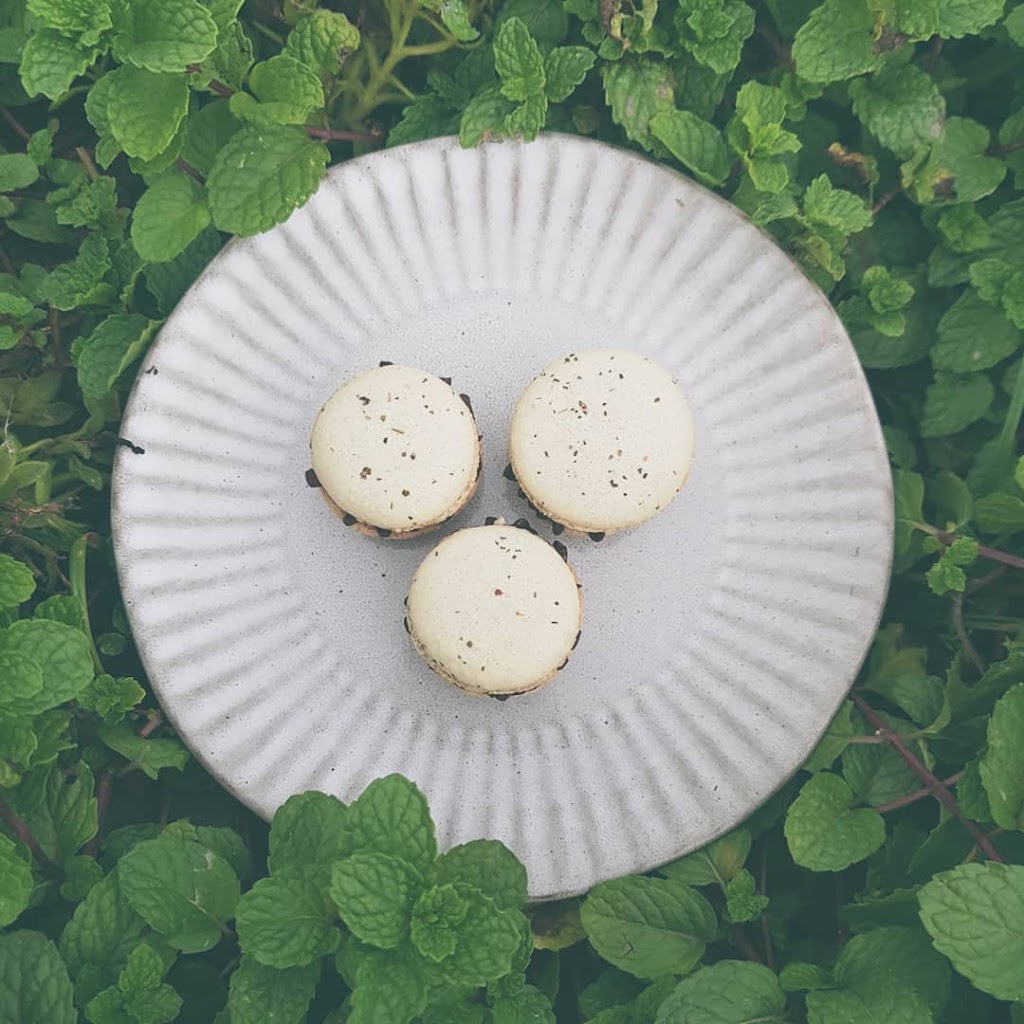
[2,0,1024,1021]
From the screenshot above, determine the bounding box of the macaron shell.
[406,525,583,695]
[509,349,694,533]
[311,365,480,532]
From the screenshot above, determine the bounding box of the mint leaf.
[330,852,423,949]
[112,0,218,73]
[26,0,112,46]
[918,862,1024,1001]
[544,46,595,102]
[974,492,1024,533]
[780,962,833,992]
[440,884,525,987]
[602,57,676,151]
[674,0,755,74]
[0,931,76,1024]
[284,9,360,75]
[130,174,210,264]
[180,99,240,175]
[231,55,324,126]
[849,64,945,159]
[0,653,44,711]
[842,739,919,806]
[410,883,468,961]
[803,174,872,233]
[145,224,223,314]
[792,0,880,84]
[0,554,35,609]
[0,156,37,195]
[723,869,769,924]
[7,761,97,864]
[785,773,885,871]
[650,109,731,186]
[37,233,112,310]
[268,790,350,888]
[72,313,159,399]
[346,773,437,871]
[902,117,1007,205]
[805,984,932,1024]
[920,371,994,436]
[119,835,240,952]
[660,829,752,887]
[235,875,339,968]
[79,674,145,726]
[933,289,1021,372]
[433,839,527,912]
[349,953,426,1024]
[494,17,545,102]
[97,721,189,779]
[206,124,328,236]
[227,957,319,1024]
[0,832,32,926]
[105,67,190,162]
[491,983,556,1024]
[390,95,459,147]
[656,960,785,1023]
[0,618,93,713]
[581,876,717,979]
[980,685,1024,830]
[459,86,516,147]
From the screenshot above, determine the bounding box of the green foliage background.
[1,0,1024,1021]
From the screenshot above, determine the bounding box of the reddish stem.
[305,126,379,142]
[873,771,964,814]
[175,158,205,184]
[138,712,163,738]
[871,188,900,215]
[851,693,1003,862]
[0,105,30,143]
[83,772,113,857]
[0,798,58,874]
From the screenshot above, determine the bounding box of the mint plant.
[2,0,1024,1020]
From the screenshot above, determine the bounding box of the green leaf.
[459,86,516,147]
[97,721,189,779]
[118,835,240,952]
[650,109,731,186]
[920,371,994,436]
[0,832,33,926]
[26,0,112,46]
[231,54,324,126]
[803,174,872,233]
[656,960,785,1023]
[6,761,97,864]
[235,875,339,968]
[410,883,467,961]
[37,233,112,310]
[980,685,1024,830]
[0,618,93,713]
[494,17,546,102]
[833,925,951,1013]
[0,931,76,1024]
[842,740,919,806]
[105,66,189,162]
[79,675,145,726]
[390,95,459,147]
[19,29,97,100]
[902,117,1006,205]
[112,0,218,73]
[581,876,717,979]
[784,773,885,871]
[227,957,319,1024]
[329,852,423,949]
[933,289,1021,372]
[131,174,211,263]
[660,828,751,887]
[267,789,350,888]
[805,985,932,1024]
[602,57,676,151]
[346,773,437,872]
[145,224,223,314]
[779,962,832,991]
[206,124,328,236]
[495,0,568,46]
[937,204,991,253]
[925,0,1008,38]
[491,983,556,1024]
[674,0,756,75]
[73,313,160,400]
[849,64,945,159]
[544,46,595,102]
[432,839,528,912]
[180,99,240,176]
[804,701,859,771]
[918,862,1024,1001]
[792,0,880,83]
[0,154,39,193]
[349,953,426,1024]
[973,491,1024,533]
[439,885,525,987]
[723,868,769,923]
[284,9,359,75]
[0,554,35,610]
[60,854,105,901]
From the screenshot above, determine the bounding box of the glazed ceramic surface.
[112,134,893,899]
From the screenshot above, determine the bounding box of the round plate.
[112,135,892,900]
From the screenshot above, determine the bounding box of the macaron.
[309,364,481,538]
[405,522,583,697]
[508,349,694,537]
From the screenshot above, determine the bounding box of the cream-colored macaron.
[508,349,694,536]
[310,365,481,538]
[405,522,583,697]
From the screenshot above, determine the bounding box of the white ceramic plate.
[112,135,893,900]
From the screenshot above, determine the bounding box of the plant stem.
[913,522,1024,571]
[731,926,762,964]
[0,798,58,874]
[873,771,964,814]
[75,147,99,182]
[83,772,113,857]
[851,693,1004,862]
[953,592,985,675]
[175,158,205,183]
[0,105,30,142]
[138,712,163,738]
[305,126,379,142]
[70,533,104,674]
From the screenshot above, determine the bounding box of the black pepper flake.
[553,541,568,562]
[588,531,606,542]
[358,395,370,405]
[305,468,320,488]
[401,489,410,497]
[360,466,372,479]
[494,589,504,596]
